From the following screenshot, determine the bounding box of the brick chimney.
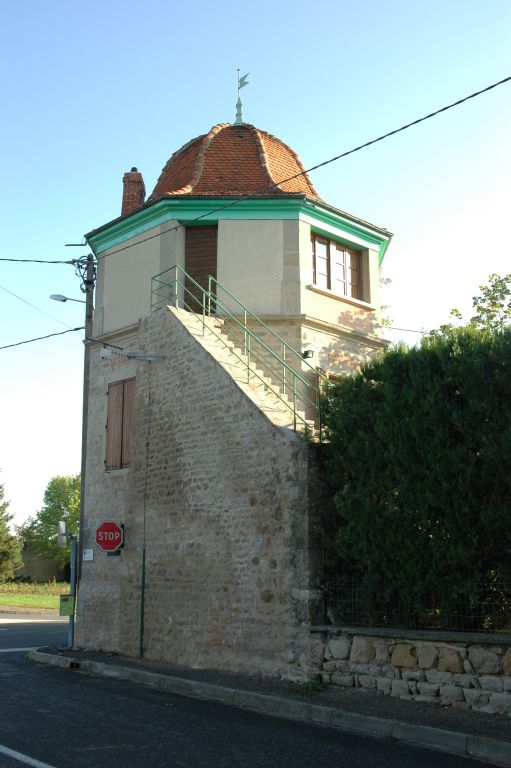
[121,167,146,216]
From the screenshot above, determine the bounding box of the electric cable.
[0,326,85,350]
[92,75,511,262]
[0,257,82,264]
[0,285,75,329]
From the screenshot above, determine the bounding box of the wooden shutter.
[106,378,135,470]
[106,381,124,470]
[121,378,135,468]
[184,226,217,311]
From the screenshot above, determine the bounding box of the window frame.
[311,233,362,300]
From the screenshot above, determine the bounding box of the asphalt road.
[0,618,486,768]
[0,616,67,652]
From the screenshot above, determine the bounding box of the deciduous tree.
[20,475,80,569]
[0,476,22,581]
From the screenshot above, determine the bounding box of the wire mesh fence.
[324,580,511,633]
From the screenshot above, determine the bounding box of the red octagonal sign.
[95,521,124,552]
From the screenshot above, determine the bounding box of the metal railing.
[325,580,511,633]
[151,264,331,434]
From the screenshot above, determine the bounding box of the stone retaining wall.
[315,630,511,715]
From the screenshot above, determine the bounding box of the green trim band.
[88,197,391,263]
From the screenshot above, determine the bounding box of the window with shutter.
[105,378,135,470]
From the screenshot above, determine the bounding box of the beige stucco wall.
[95,221,182,336]
[75,308,321,676]
[94,215,384,348]
[216,219,287,315]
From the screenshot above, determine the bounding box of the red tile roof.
[149,123,320,201]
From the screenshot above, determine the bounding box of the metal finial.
[235,68,250,124]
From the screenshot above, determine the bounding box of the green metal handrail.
[151,265,330,434]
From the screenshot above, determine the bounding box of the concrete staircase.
[167,306,313,433]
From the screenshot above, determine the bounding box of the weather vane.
[235,69,250,124]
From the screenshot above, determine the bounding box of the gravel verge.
[39,645,511,745]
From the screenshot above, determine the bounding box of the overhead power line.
[0,326,85,350]
[93,74,511,262]
[0,285,74,329]
[0,257,82,264]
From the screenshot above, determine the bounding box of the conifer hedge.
[321,326,511,630]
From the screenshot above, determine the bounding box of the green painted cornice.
[301,199,391,264]
[87,195,392,263]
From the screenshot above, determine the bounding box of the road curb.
[0,606,60,617]
[28,651,511,766]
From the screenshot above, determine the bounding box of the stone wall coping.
[311,625,511,647]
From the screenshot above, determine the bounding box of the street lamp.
[50,294,86,304]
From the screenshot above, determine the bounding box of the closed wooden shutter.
[184,226,217,311]
[106,378,135,470]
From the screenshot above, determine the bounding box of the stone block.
[489,692,511,713]
[463,688,486,705]
[468,646,501,674]
[349,636,374,663]
[452,674,477,688]
[417,681,440,696]
[417,644,438,669]
[425,669,453,684]
[402,669,425,682]
[391,679,410,697]
[383,667,399,679]
[347,662,379,676]
[391,643,417,668]
[377,677,392,694]
[327,637,351,660]
[311,640,325,661]
[438,647,463,674]
[463,659,475,673]
[480,675,503,692]
[358,674,376,690]
[374,642,390,664]
[439,684,465,703]
[332,672,354,687]
[473,704,498,714]
[503,648,511,676]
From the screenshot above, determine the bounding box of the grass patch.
[0,582,69,609]
[294,674,328,695]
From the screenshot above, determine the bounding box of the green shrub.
[320,326,511,629]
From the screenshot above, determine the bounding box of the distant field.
[0,582,70,610]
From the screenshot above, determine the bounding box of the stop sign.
[95,521,124,552]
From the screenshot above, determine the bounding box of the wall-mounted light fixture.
[302,349,314,359]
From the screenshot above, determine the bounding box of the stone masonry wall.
[314,629,511,715]
[76,307,321,677]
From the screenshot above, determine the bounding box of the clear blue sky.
[1,0,510,526]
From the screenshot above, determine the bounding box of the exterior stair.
[167,306,314,433]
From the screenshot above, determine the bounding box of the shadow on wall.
[308,304,388,379]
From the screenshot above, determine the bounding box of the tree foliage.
[320,326,511,627]
[20,475,80,569]
[434,273,511,336]
[0,476,22,581]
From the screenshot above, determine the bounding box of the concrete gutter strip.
[27,651,511,767]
